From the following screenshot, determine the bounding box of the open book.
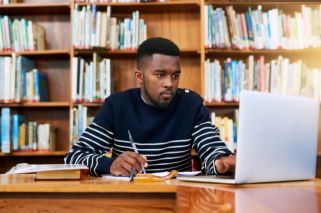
[102,171,201,182]
[6,163,89,180]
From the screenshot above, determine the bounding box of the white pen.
[128,130,147,174]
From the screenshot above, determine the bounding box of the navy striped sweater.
[64,88,232,176]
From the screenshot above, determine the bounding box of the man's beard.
[143,83,173,109]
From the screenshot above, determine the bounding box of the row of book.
[0,0,16,4]
[0,108,56,154]
[72,5,147,50]
[204,5,321,50]
[0,55,48,103]
[0,16,45,52]
[72,53,113,103]
[210,110,239,153]
[204,56,321,103]
[70,105,94,146]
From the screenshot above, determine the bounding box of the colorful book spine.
[1,108,10,153]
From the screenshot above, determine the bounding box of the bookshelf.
[0,0,320,177]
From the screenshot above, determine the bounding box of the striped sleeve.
[64,98,115,176]
[191,106,232,175]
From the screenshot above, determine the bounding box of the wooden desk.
[0,175,320,213]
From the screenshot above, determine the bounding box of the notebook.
[178,90,320,184]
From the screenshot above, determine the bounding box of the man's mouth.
[160,91,173,99]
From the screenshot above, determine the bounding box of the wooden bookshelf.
[0,151,66,157]
[74,102,103,107]
[205,102,239,107]
[0,0,321,175]
[0,102,70,108]
[205,48,321,56]
[74,48,199,57]
[0,2,70,14]
[0,49,70,56]
[76,1,199,12]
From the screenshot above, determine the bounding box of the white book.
[6,163,88,175]
[100,12,107,47]
[3,57,11,103]
[27,20,34,51]
[79,58,85,101]
[84,5,92,48]
[0,58,3,101]
[71,57,78,102]
[106,58,111,97]
[10,53,16,102]
[95,11,101,47]
[72,5,79,48]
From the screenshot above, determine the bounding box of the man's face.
[136,54,181,109]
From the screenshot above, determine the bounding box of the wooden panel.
[179,57,201,94]
[176,186,235,213]
[206,1,321,13]
[112,59,137,92]
[0,193,176,213]
[111,11,200,50]
[35,59,70,102]
[317,155,321,178]
[15,0,68,3]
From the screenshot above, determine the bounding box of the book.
[102,171,201,182]
[1,108,10,153]
[6,164,89,180]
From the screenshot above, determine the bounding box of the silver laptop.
[178,90,320,184]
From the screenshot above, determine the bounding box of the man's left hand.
[214,155,235,174]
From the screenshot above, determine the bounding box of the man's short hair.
[137,37,180,69]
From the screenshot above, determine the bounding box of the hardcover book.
[6,164,89,180]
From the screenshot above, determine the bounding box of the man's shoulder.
[177,88,203,103]
[108,88,139,100]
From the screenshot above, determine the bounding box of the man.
[65,37,235,176]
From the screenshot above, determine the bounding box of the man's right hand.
[110,151,148,176]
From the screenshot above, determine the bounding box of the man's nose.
[162,75,173,88]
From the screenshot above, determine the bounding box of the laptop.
[178,90,320,184]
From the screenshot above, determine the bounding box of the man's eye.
[157,73,165,78]
[172,74,180,79]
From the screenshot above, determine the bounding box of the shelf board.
[0,49,70,58]
[204,102,239,107]
[72,102,103,107]
[76,1,199,12]
[205,48,321,56]
[205,1,320,10]
[74,48,199,57]
[0,102,70,108]
[0,151,67,157]
[0,3,70,15]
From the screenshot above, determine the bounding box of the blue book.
[1,108,10,153]
[12,114,25,151]
[246,9,254,43]
[19,56,35,101]
[33,69,48,102]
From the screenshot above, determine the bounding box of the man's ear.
[135,69,143,84]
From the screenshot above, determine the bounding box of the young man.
[65,37,235,176]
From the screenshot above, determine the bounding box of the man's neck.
[141,94,149,105]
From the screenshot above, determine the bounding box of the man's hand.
[214,155,235,174]
[110,151,148,176]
